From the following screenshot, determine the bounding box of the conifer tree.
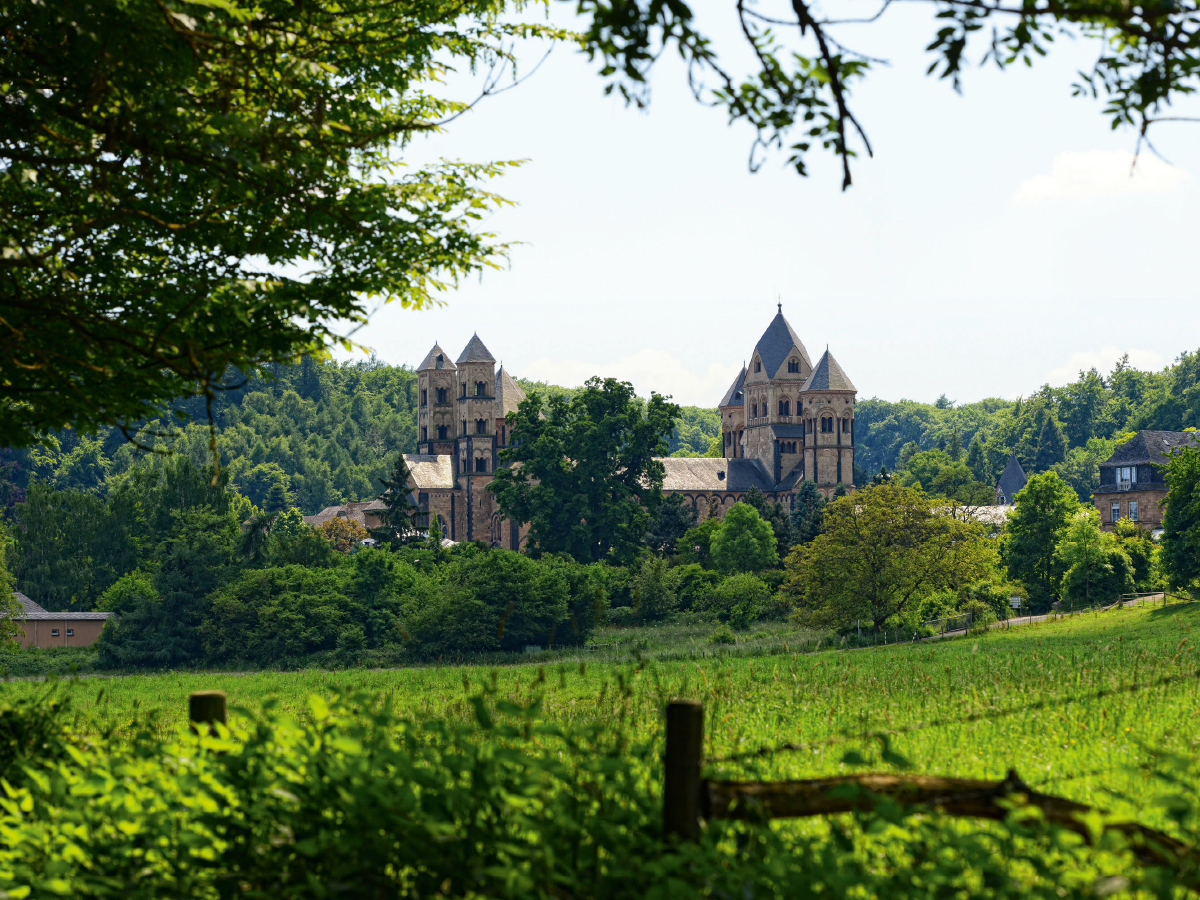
[369,454,423,549]
[1034,417,1068,472]
[966,436,988,483]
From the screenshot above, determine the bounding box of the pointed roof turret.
[996,453,1028,500]
[801,348,855,392]
[495,365,527,417]
[417,343,455,371]
[754,306,812,377]
[456,333,495,364]
[719,366,747,408]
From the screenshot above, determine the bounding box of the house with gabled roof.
[1093,430,1200,534]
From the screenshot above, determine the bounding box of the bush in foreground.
[0,688,1189,899]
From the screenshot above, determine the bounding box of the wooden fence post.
[190,690,227,728]
[664,699,704,842]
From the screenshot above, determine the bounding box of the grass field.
[9,602,1200,832]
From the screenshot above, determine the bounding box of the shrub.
[709,624,736,645]
[962,599,997,636]
[606,606,636,627]
[664,563,720,611]
[632,555,677,623]
[704,573,771,630]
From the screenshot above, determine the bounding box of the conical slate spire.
[754,307,811,377]
[417,343,454,371]
[456,333,495,364]
[801,348,855,392]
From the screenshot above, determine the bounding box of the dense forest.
[2,349,1197,522]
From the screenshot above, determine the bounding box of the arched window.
[752,403,758,418]
[436,387,447,404]
[754,361,762,373]
[788,358,800,374]
[437,424,448,440]
[476,418,487,434]
[475,381,486,397]
[461,383,467,398]
[475,457,487,473]
[778,399,790,416]
[421,426,428,441]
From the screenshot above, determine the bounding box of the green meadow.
[12,602,1199,831]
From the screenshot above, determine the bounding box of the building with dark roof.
[1093,430,1200,533]
[7,591,113,648]
[995,453,1028,505]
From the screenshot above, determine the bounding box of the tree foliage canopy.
[1001,472,1080,610]
[1161,446,1200,590]
[785,483,997,630]
[489,377,680,564]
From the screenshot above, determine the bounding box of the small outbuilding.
[7,592,113,648]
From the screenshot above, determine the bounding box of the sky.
[335,3,1199,408]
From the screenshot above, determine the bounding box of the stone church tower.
[663,305,857,519]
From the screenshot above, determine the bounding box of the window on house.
[751,403,758,418]
[778,399,790,416]
[437,425,448,440]
[51,629,59,637]
[788,359,800,373]
[461,420,467,436]
[66,629,74,637]
[1129,500,1138,522]
[436,387,447,404]
[1111,502,1120,524]
[461,384,467,398]
[476,419,487,434]
[421,389,427,407]
[754,361,761,373]
[475,457,487,473]
[476,381,486,397]
[421,426,428,441]
[436,354,443,366]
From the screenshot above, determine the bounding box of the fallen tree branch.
[704,769,1195,872]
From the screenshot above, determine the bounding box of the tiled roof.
[718,367,747,408]
[417,343,455,371]
[754,308,811,378]
[996,453,1028,497]
[302,498,387,528]
[659,457,775,492]
[801,349,855,392]
[7,593,113,621]
[1103,431,1200,466]
[404,454,456,490]
[456,333,495,364]
[495,366,527,418]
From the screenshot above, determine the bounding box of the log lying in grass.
[703,769,1191,869]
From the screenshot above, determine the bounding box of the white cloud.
[1014,150,1191,205]
[521,348,742,408]
[1045,346,1165,386]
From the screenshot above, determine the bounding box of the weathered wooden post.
[189,690,227,728]
[664,699,704,842]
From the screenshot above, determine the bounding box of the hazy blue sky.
[338,3,1198,408]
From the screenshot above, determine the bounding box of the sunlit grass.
[8,603,1198,831]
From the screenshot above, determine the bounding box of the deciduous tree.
[1161,446,1200,590]
[784,483,996,631]
[489,378,679,564]
[709,503,778,574]
[1002,472,1080,610]
[2,0,556,445]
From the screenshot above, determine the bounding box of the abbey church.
[313,307,856,547]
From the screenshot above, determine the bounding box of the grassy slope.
[18,603,1199,828]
